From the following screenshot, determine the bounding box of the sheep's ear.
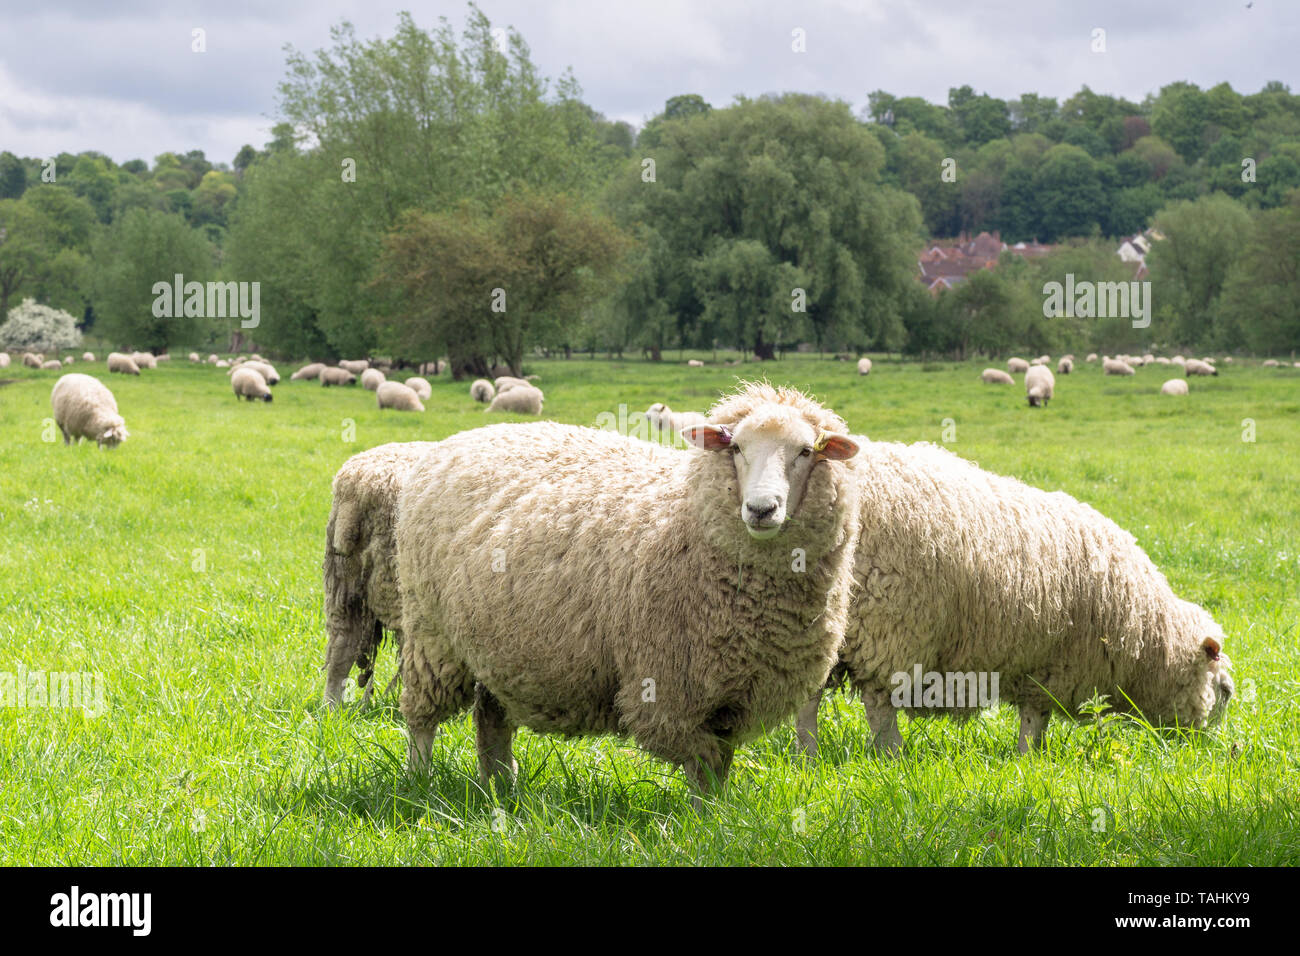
[682,423,731,451]
[814,431,859,461]
[1202,636,1222,661]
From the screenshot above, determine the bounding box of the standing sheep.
[291,362,326,381]
[320,367,357,387]
[236,360,279,385]
[339,359,370,375]
[231,366,273,402]
[1185,359,1218,377]
[23,352,42,368]
[1057,357,1073,375]
[323,441,438,708]
[361,368,386,391]
[487,383,543,415]
[50,373,129,449]
[404,377,432,400]
[107,353,141,375]
[1007,357,1029,374]
[645,403,709,437]
[82,351,95,362]
[493,375,531,394]
[131,352,157,369]
[1161,379,1189,395]
[377,381,425,412]
[0,353,9,368]
[1104,358,1136,376]
[981,368,1014,385]
[470,379,495,403]
[1025,365,1055,407]
[41,359,63,370]
[795,439,1234,758]
[857,357,872,376]
[1085,353,1098,362]
[188,352,200,362]
[395,383,863,798]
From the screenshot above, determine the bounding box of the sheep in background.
[188,352,200,362]
[404,377,432,400]
[857,357,872,375]
[41,359,62,370]
[1104,358,1135,376]
[23,352,42,368]
[0,353,9,368]
[395,383,863,799]
[1085,353,1098,362]
[339,359,370,375]
[1161,379,1189,395]
[131,352,157,369]
[1057,357,1073,375]
[320,367,357,386]
[377,381,425,412]
[1185,359,1218,377]
[981,368,1014,385]
[107,353,141,375]
[1025,365,1055,406]
[51,373,128,449]
[361,368,386,391]
[645,402,709,438]
[687,359,704,367]
[291,363,326,381]
[231,366,273,402]
[215,359,230,369]
[487,383,543,415]
[1007,357,1029,373]
[470,379,495,403]
[493,376,531,394]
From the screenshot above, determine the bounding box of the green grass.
[1,355,1297,865]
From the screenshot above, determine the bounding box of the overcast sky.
[0,0,1293,166]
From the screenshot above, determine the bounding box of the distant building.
[1116,227,1163,277]
[916,230,1053,296]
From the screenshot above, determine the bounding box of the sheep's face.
[1027,386,1044,407]
[645,403,667,429]
[684,412,858,540]
[99,420,128,449]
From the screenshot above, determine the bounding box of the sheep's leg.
[1018,706,1050,754]
[60,425,71,446]
[796,691,823,760]
[863,688,903,755]
[474,683,518,791]
[399,633,472,774]
[684,742,735,810]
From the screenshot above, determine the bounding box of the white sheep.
[207,354,219,364]
[1262,359,1279,367]
[41,359,62,370]
[377,381,425,412]
[796,439,1234,758]
[231,366,273,402]
[339,359,370,375]
[493,375,531,394]
[395,383,863,798]
[131,352,157,369]
[487,383,543,415]
[403,377,432,400]
[320,367,357,386]
[323,441,439,708]
[981,368,1013,385]
[0,353,9,368]
[188,352,200,362]
[361,368,386,391]
[50,373,129,449]
[857,357,872,376]
[23,352,42,368]
[470,379,495,403]
[1185,359,1217,377]
[687,359,704,367]
[1104,358,1135,376]
[645,402,709,437]
[1056,357,1073,375]
[1007,357,1029,373]
[1161,379,1189,395]
[215,359,230,369]
[291,363,326,381]
[1085,353,1098,363]
[233,360,279,384]
[1172,355,1187,366]
[107,353,141,375]
[1025,365,1055,406]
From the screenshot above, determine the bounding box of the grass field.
[1,355,1297,865]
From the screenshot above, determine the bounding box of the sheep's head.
[685,385,858,540]
[262,392,273,403]
[99,418,128,449]
[1027,386,1045,407]
[1199,635,1234,727]
[644,403,668,429]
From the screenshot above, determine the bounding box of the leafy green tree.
[0,188,96,318]
[1034,145,1103,241]
[1220,190,1300,353]
[0,152,27,200]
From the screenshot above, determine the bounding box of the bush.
[0,298,82,353]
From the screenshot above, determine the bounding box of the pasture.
[1,356,1297,865]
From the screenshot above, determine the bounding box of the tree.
[1219,190,1300,353]
[0,298,82,352]
[0,188,96,318]
[0,152,27,200]
[1034,145,1103,241]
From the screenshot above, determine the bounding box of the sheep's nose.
[746,500,778,522]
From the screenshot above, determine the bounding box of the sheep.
[1171,355,1187,366]
[1025,365,1055,406]
[470,379,495,403]
[645,402,709,437]
[242,360,279,385]
[1161,379,1189,396]
[493,376,531,394]
[486,383,543,415]
[795,439,1234,759]
[291,362,326,381]
[1056,357,1073,375]
[1155,356,1172,365]
[107,352,141,375]
[188,352,200,362]
[131,352,157,369]
[215,359,230,369]
[320,366,357,387]
[156,353,170,362]
[395,382,864,799]
[63,356,75,365]
[1223,357,1234,363]
[50,373,128,449]
[0,353,9,368]
[1007,357,1029,374]
[857,357,872,376]
[1142,354,1155,365]
[231,366,273,402]
[377,381,425,412]
[360,368,386,391]
[1185,359,1217,377]
[207,354,219,364]
[339,359,370,375]
[1104,358,1135,376]
[322,441,439,708]
[1030,357,1046,367]
[41,359,63,370]
[23,352,41,368]
[403,377,432,400]
[688,359,704,367]
[1262,359,1279,367]
[1085,353,1098,363]
[981,368,1014,385]
[1036,354,1050,364]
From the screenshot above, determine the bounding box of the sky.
[0,0,1294,166]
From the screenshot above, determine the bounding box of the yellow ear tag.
[813,430,830,452]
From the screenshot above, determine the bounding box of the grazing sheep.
[1161,379,1189,396]
[688,359,705,367]
[320,366,357,387]
[1262,359,1279,367]
[361,368,386,391]
[339,359,370,375]
[1172,355,1187,366]
[981,368,1014,385]
[215,359,230,369]
[1025,365,1055,406]
[1104,358,1135,376]
[395,383,863,798]
[0,353,9,368]
[1007,357,1029,374]
[231,366,273,402]
[1056,357,1073,375]
[1142,354,1155,365]
[63,356,75,365]
[188,352,200,362]
[207,354,220,364]
[50,373,128,449]
[857,357,872,375]
[796,439,1234,758]
[486,383,543,415]
[470,379,495,403]
[80,351,95,362]
[242,360,279,385]
[645,402,709,437]
[377,381,425,412]
[131,352,157,369]
[1155,356,1172,365]
[403,377,432,400]
[323,441,439,708]
[41,359,62,370]
[1185,359,1217,377]
[156,354,170,362]
[107,353,141,375]
[291,362,326,381]
[1085,353,1098,363]
[493,376,531,394]
[23,352,42,368]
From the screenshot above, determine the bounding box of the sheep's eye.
[799,447,813,458]
[730,444,742,455]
